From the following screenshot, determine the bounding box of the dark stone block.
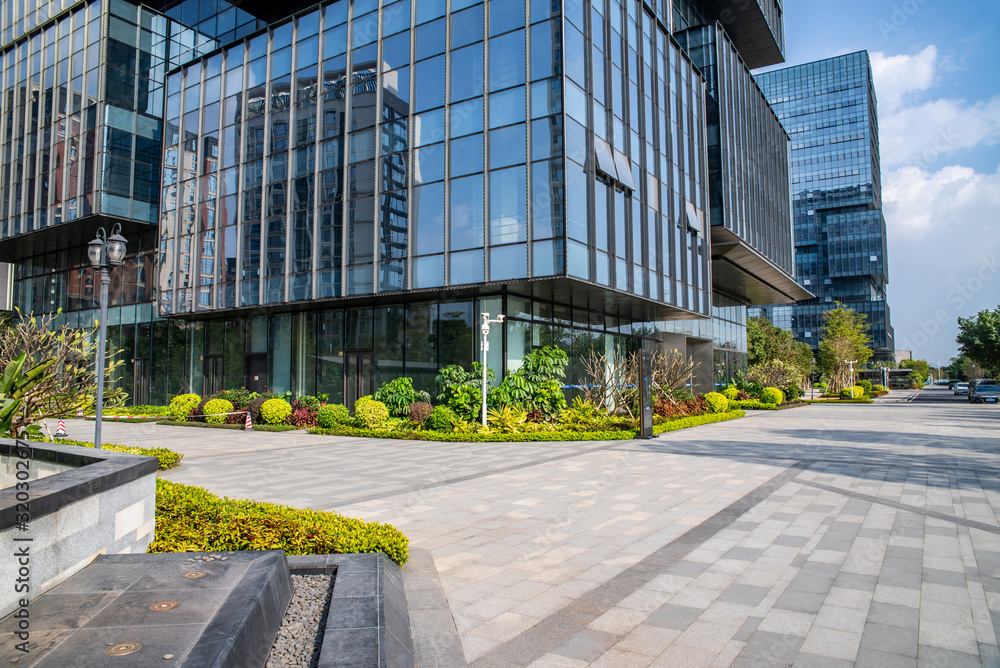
[326,595,380,630]
[0,550,292,668]
[318,627,380,668]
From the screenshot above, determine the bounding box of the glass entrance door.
[203,356,223,396]
[345,351,373,412]
[133,358,150,406]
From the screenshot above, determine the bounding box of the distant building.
[895,350,912,365]
[750,52,895,362]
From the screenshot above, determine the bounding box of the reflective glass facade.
[158,0,713,317]
[754,52,894,359]
[2,0,803,402]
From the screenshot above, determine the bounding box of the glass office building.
[2,0,802,405]
[752,52,894,361]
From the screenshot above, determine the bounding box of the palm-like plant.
[0,353,57,438]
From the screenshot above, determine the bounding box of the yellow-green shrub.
[260,398,292,424]
[52,439,183,469]
[722,386,739,401]
[354,396,389,429]
[202,398,234,424]
[704,392,729,413]
[168,393,201,420]
[149,479,408,565]
[760,387,784,405]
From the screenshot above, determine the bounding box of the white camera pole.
[481,313,506,427]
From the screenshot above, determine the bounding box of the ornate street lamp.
[88,223,128,449]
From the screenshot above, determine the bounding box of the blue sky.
[760,0,1000,366]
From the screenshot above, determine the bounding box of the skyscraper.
[1,0,804,406]
[752,52,894,360]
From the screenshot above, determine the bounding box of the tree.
[957,306,1000,378]
[899,359,931,385]
[818,304,873,392]
[747,316,814,378]
[0,309,126,439]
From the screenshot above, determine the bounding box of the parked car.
[972,384,1000,404]
[947,380,960,389]
[955,382,969,395]
[968,378,998,402]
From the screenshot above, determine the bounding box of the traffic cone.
[76,407,83,418]
[245,411,253,431]
[55,419,68,438]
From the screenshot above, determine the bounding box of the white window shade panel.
[685,201,704,236]
[594,138,617,180]
[613,151,635,190]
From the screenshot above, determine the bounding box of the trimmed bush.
[53,438,183,470]
[873,384,887,392]
[730,400,780,410]
[760,387,785,405]
[202,398,234,424]
[168,393,201,420]
[408,402,432,424]
[704,392,729,413]
[857,379,873,394]
[317,404,350,429]
[424,405,458,432]
[261,398,293,425]
[149,479,408,565]
[722,386,739,401]
[247,395,272,424]
[354,396,389,429]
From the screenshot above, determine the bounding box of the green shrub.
[408,402,432,424]
[730,400,781,410]
[760,387,784,405]
[486,406,528,433]
[851,385,865,399]
[873,384,887,392]
[704,392,729,414]
[436,364,494,420]
[168,393,201,420]
[149,479,408,565]
[722,386,739,401]
[374,377,430,417]
[212,388,254,410]
[317,403,350,428]
[354,396,389,429]
[202,398,234,424]
[857,379,873,394]
[310,410,745,442]
[52,438,183,469]
[424,405,458,432]
[261,398,292,425]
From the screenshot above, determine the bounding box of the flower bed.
[309,410,745,442]
[149,479,408,566]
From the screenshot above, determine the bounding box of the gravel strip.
[266,573,335,668]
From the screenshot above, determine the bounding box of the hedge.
[84,416,165,423]
[651,410,745,434]
[250,423,302,432]
[149,479,409,566]
[52,439,184,470]
[164,420,245,430]
[309,410,746,442]
[801,398,874,405]
[730,400,780,410]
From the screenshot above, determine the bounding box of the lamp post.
[88,224,128,449]
[480,312,505,427]
[844,359,857,391]
[810,357,815,400]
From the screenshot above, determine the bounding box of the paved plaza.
[66,386,1000,666]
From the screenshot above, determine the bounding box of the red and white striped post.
[245,411,253,431]
[55,419,68,438]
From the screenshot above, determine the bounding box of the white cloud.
[870,45,937,113]
[871,46,1000,168]
[884,164,1000,361]
[883,164,1000,238]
